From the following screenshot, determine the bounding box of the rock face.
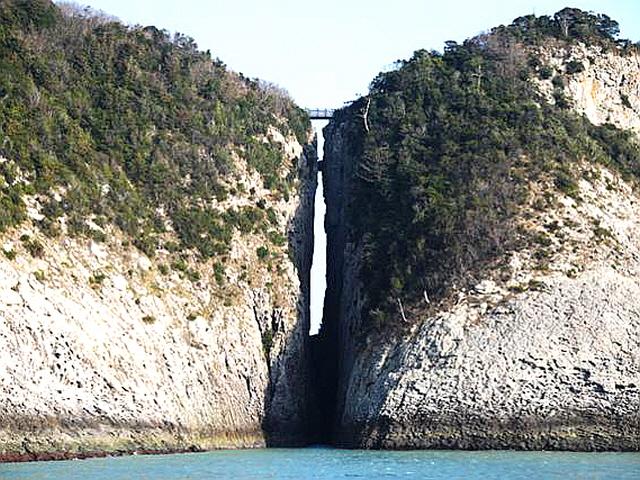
[322,46,640,450]
[0,134,317,460]
[533,44,640,134]
[315,118,366,441]
[335,262,640,449]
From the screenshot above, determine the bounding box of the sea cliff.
[0,0,316,460]
[321,11,640,450]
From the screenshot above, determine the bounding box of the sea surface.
[1,448,639,479]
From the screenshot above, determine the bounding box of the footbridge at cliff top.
[306,108,335,120]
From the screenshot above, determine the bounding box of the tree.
[554,11,567,36]
[595,14,619,39]
[553,8,620,42]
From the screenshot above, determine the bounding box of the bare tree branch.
[358,97,371,133]
[397,297,408,322]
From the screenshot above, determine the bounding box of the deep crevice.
[305,119,339,444]
[308,119,344,445]
[309,120,329,336]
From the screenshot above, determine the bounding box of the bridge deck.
[306,108,335,120]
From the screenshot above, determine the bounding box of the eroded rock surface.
[323,44,640,449]
[338,263,640,449]
[533,43,640,134]
[0,136,317,459]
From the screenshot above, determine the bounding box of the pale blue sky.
[67,1,639,108]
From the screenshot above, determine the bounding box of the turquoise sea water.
[1,448,639,479]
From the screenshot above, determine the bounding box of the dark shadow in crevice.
[308,119,344,445]
[261,139,319,447]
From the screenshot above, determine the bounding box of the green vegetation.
[89,271,106,286]
[169,256,201,282]
[528,279,546,290]
[538,66,553,79]
[592,219,613,241]
[171,258,188,273]
[141,315,156,324]
[261,328,273,357]
[565,60,585,74]
[335,9,640,327]
[256,245,269,260]
[20,235,44,258]
[213,261,225,285]
[491,7,626,49]
[555,170,580,199]
[267,230,286,247]
[0,0,308,260]
[186,268,201,282]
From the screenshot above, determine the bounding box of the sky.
[66,0,640,333]
[69,0,639,109]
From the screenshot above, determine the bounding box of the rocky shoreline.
[336,415,640,451]
[0,447,206,464]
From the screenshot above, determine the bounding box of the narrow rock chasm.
[307,118,345,445]
[309,120,329,337]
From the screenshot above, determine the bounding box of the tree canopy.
[334,9,639,329]
[0,0,309,258]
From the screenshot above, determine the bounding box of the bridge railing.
[305,108,335,119]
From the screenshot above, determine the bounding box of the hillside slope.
[0,0,316,460]
[321,9,640,450]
